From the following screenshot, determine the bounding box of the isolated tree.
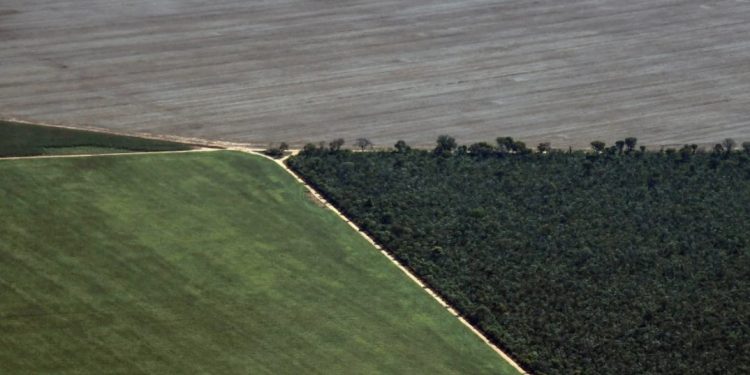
[615,140,625,154]
[624,137,638,153]
[394,140,411,153]
[713,143,725,155]
[279,142,289,152]
[329,138,345,152]
[512,140,530,154]
[434,135,457,155]
[496,137,515,153]
[722,138,736,154]
[263,143,284,158]
[355,138,372,151]
[537,142,552,154]
[591,141,606,153]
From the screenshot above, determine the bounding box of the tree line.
[287,135,750,374]
[289,135,750,157]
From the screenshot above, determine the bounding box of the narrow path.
[0,148,218,161]
[236,147,531,375]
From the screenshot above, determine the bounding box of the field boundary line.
[0,148,218,161]
[1,117,271,149]
[237,147,531,375]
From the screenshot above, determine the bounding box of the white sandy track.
[0,148,218,161]
[239,147,531,375]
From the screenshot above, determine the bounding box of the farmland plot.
[1,0,749,147]
[0,151,517,374]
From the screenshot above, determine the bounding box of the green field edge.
[282,154,531,374]
[0,120,195,157]
[0,150,519,374]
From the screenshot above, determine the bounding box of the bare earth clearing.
[2,0,749,148]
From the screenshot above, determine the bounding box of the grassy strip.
[41,146,132,155]
[0,120,191,157]
[0,151,516,374]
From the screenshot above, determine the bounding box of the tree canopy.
[289,138,750,375]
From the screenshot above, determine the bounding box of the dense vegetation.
[288,138,750,375]
[0,151,515,374]
[0,120,191,156]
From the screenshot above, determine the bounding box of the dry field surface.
[1,0,749,148]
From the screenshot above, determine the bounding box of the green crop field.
[0,151,515,374]
[0,120,191,157]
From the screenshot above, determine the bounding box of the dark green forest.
[287,138,750,375]
[0,121,191,156]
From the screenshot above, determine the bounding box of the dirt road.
[0,148,217,161]
[245,148,530,374]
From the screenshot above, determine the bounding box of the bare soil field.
[1,0,749,148]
